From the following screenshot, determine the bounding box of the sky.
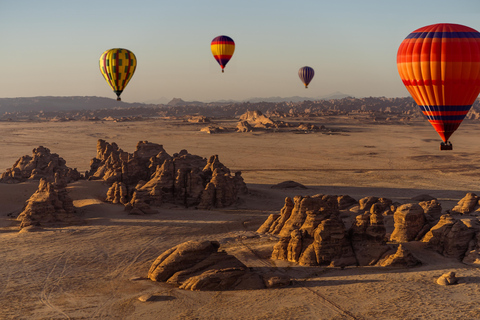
[1,0,480,103]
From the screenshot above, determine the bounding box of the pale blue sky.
[1,0,479,103]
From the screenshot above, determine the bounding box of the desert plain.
[2,116,480,319]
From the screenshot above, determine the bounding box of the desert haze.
[2,110,480,319]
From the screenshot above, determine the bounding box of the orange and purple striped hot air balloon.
[397,23,480,150]
[211,35,235,73]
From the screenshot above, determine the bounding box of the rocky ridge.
[258,192,480,267]
[88,139,247,212]
[0,146,82,183]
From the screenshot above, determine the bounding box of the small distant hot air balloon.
[298,66,314,88]
[211,35,235,73]
[99,48,137,101]
[397,23,480,150]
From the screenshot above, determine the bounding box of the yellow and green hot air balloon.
[99,48,137,101]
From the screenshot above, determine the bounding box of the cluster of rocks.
[236,110,322,133]
[87,139,247,213]
[0,146,82,183]
[258,193,480,267]
[147,240,290,291]
[16,174,79,229]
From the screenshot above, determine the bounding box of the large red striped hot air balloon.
[298,66,314,88]
[397,23,480,150]
[211,35,235,73]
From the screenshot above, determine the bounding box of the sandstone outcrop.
[88,140,247,211]
[187,115,210,123]
[259,194,395,267]
[16,175,78,229]
[148,240,290,291]
[422,214,478,260]
[349,211,390,266]
[200,126,228,134]
[451,193,479,214]
[236,121,253,133]
[239,110,276,128]
[377,244,421,267]
[389,203,426,242]
[419,199,443,221]
[463,232,480,265]
[1,146,81,183]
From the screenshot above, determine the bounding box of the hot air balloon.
[397,23,480,150]
[298,66,314,88]
[211,35,235,73]
[99,48,137,101]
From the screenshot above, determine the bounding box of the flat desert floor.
[1,118,480,319]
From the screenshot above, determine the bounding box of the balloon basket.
[440,141,452,150]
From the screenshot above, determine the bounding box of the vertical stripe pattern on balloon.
[99,48,137,99]
[397,23,480,142]
[298,66,315,88]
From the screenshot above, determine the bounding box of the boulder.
[451,193,479,214]
[436,272,458,286]
[148,240,220,282]
[148,240,289,291]
[389,203,426,242]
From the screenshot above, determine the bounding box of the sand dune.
[1,118,480,319]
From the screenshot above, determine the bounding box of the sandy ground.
[1,118,480,319]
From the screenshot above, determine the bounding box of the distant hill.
[0,96,149,113]
[231,92,352,103]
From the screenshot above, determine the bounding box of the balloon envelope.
[397,23,480,142]
[298,66,314,88]
[211,35,235,72]
[99,48,137,101]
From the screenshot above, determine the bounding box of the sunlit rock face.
[88,139,247,211]
[1,146,82,183]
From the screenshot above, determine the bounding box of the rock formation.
[463,232,480,265]
[239,110,276,128]
[436,271,458,286]
[236,121,253,132]
[16,175,78,229]
[389,203,426,242]
[187,115,210,123]
[200,126,228,134]
[422,214,478,260]
[88,140,247,211]
[148,240,290,291]
[451,193,479,214]
[259,194,394,267]
[376,244,421,267]
[1,146,82,183]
